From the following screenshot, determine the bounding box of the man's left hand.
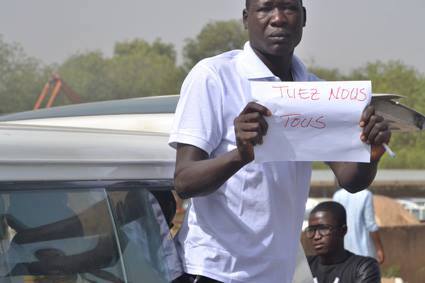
[360,105,391,161]
[376,248,385,264]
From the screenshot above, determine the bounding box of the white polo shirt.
[169,42,318,283]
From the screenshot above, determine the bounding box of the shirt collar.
[237,41,310,81]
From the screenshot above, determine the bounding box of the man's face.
[243,0,305,57]
[307,211,345,256]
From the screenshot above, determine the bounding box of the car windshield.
[0,185,180,283]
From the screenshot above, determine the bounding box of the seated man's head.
[306,201,347,256]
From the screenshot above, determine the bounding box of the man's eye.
[319,227,332,234]
[284,6,298,13]
[257,6,273,12]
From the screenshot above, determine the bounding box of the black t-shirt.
[307,251,380,283]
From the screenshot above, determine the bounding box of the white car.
[5,92,420,283]
[0,96,182,283]
[0,95,318,283]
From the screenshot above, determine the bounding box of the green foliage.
[58,51,114,103]
[382,265,401,278]
[110,39,183,98]
[351,61,425,112]
[0,36,184,112]
[310,61,425,169]
[182,20,248,71]
[58,39,183,102]
[308,66,346,81]
[312,162,328,169]
[1,21,424,168]
[114,39,177,63]
[0,35,49,113]
[350,61,425,169]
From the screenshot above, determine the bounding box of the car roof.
[2,93,423,132]
[0,95,179,182]
[0,123,175,182]
[3,94,423,184]
[0,95,179,133]
[0,95,179,122]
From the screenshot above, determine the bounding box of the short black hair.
[310,201,347,227]
[245,0,303,9]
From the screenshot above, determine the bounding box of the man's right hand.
[234,102,271,163]
[174,102,271,199]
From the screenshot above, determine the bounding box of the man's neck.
[252,49,294,81]
[319,249,350,265]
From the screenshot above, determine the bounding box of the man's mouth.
[313,243,325,250]
[269,32,290,39]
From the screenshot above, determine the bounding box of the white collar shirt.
[169,42,319,283]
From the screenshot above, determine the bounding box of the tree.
[350,61,425,114]
[351,61,425,169]
[308,66,346,81]
[310,61,425,169]
[58,51,114,103]
[0,35,49,113]
[114,39,177,63]
[58,39,183,102]
[182,20,248,71]
[338,61,425,169]
[110,39,183,98]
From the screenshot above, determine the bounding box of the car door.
[0,180,181,283]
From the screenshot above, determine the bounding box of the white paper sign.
[251,81,372,162]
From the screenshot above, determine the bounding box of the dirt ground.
[373,195,420,226]
[381,278,404,283]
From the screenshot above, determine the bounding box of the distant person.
[333,189,385,263]
[306,201,381,283]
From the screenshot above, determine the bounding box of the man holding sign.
[169,0,391,282]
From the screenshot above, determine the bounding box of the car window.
[0,184,181,283]
[108,187,182,283]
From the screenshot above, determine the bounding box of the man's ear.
[243,9,248,29]
[302,7,307,27]
[341,225,347,237]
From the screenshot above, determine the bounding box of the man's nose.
[270,9,288,26]
[313,229,322,240]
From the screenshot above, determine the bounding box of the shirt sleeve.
[363,191,379,232]
[168,62,224,155]
[355,257,381,283]
[332,189,343,204]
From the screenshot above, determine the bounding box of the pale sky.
[1,0,424,73]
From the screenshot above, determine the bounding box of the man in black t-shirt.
[305,201,380,283]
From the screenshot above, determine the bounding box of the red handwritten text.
[273,86,321,101]
[280,114,327,129]
[328,87,368,102]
